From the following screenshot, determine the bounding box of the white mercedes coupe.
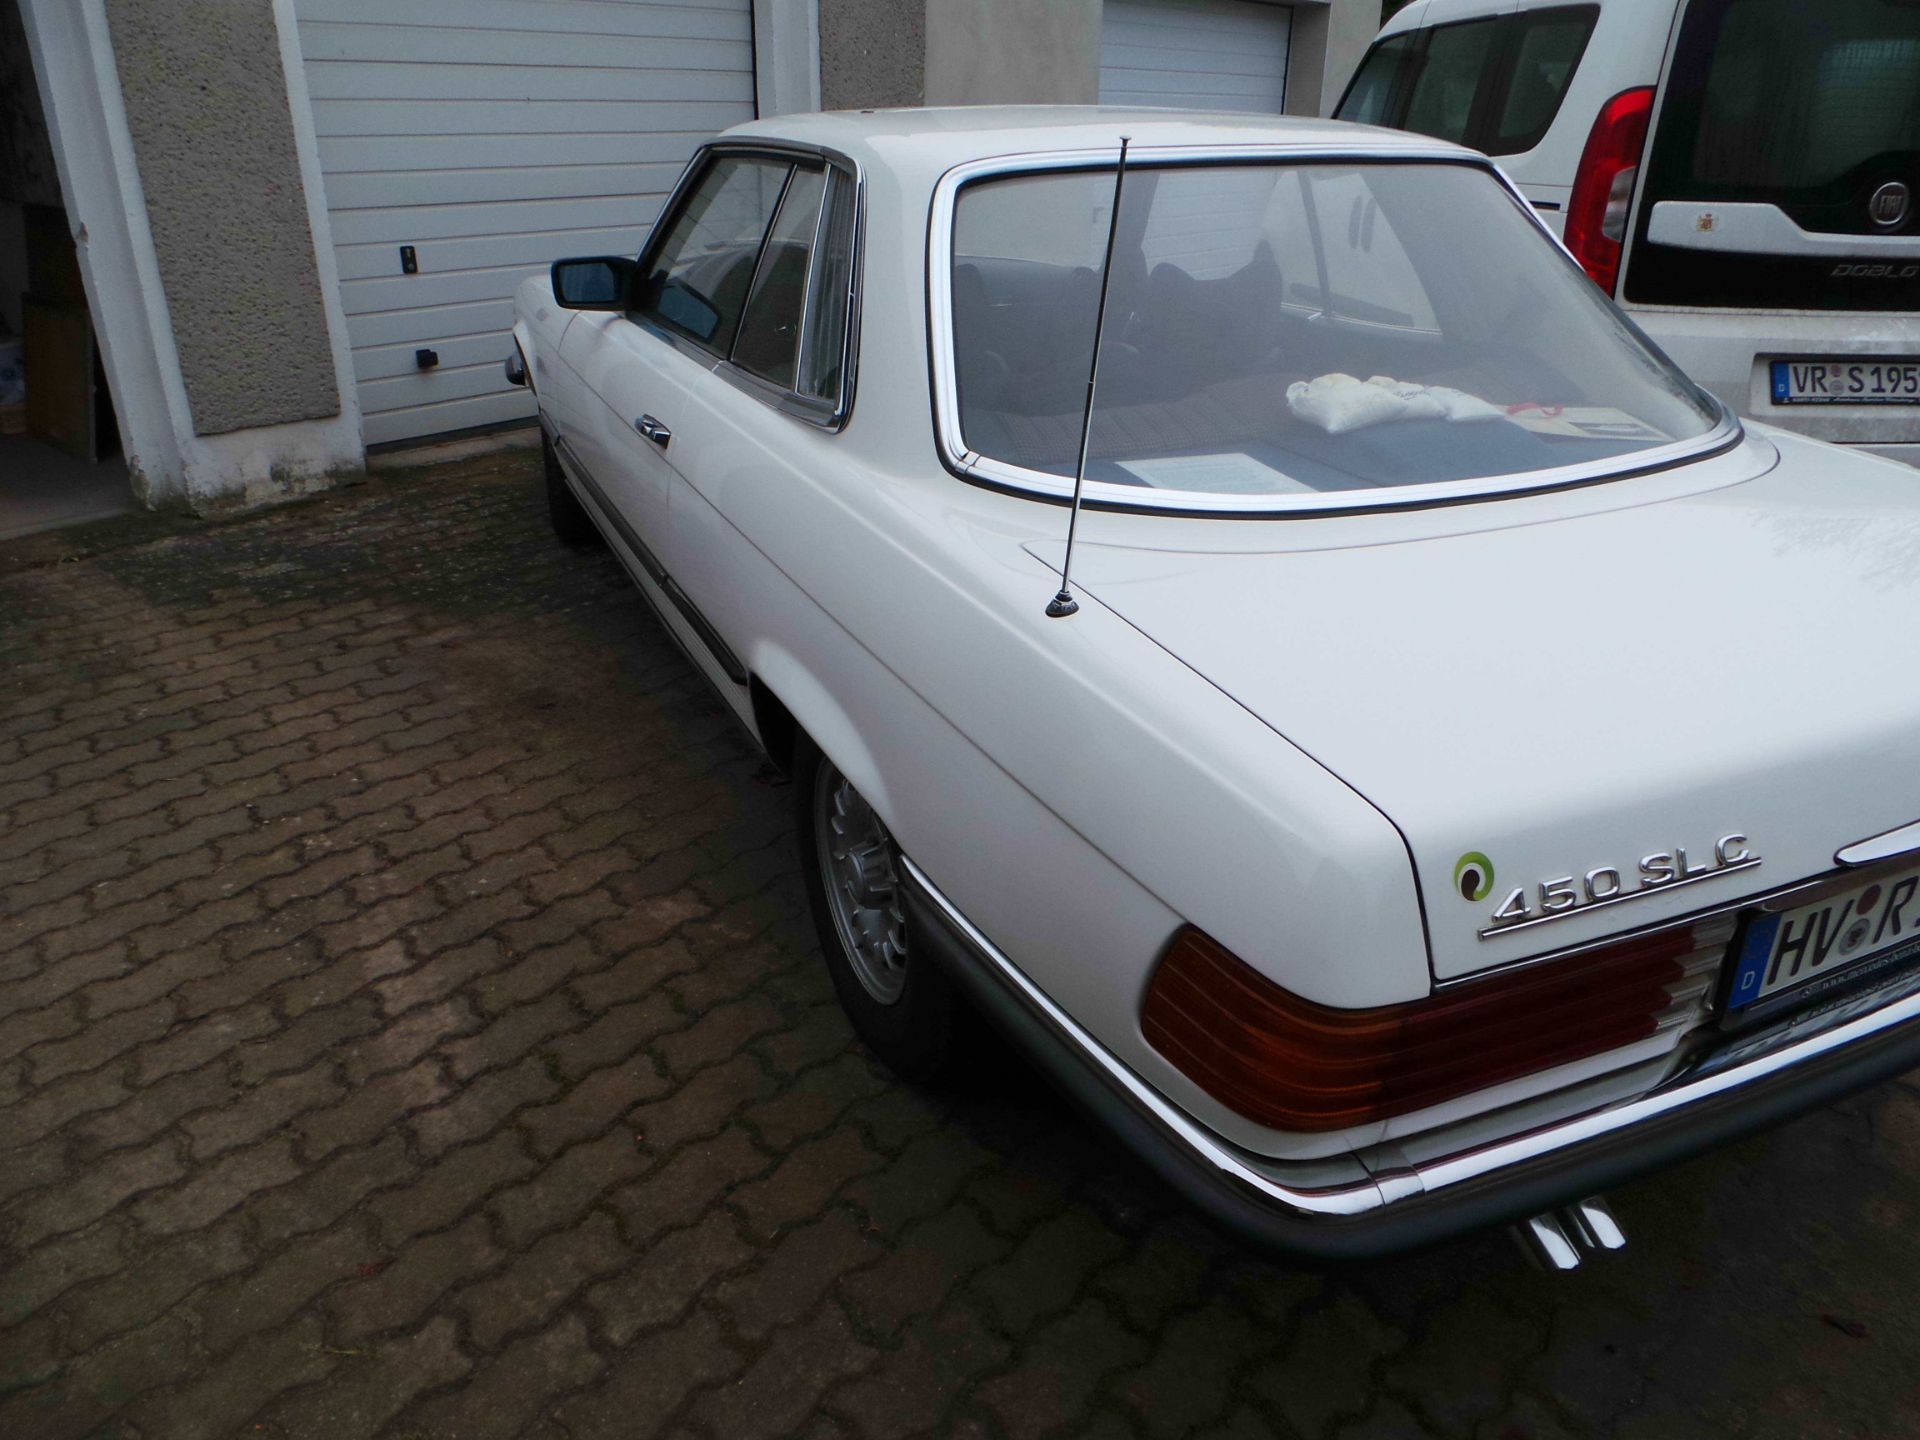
[509,109,1920,1265]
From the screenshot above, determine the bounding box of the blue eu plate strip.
[1727,913,1782,1010]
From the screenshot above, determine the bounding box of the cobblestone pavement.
[2,449,1916,1440]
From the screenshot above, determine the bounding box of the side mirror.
[551,256,634,311]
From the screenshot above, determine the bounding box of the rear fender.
[745,643,892,821]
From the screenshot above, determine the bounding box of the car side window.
[638,156,790,356]
[795,169,856,405]
[1401,18,1502,146]
[733,167,828,391]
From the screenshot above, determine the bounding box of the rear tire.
[543,431,602,550]
[794,734,962,1082]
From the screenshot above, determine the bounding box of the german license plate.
[1728,866,1920,1011]
[1770,358,1920,405]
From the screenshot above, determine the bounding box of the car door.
[558,155,794,597]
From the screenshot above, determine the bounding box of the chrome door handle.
[635,415,671,448]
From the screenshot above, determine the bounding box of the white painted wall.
[1100,0,1293,112]
[294,0,764,447]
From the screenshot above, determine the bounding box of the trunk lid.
[1060,435,1920,981]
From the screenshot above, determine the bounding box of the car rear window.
[1337,7,1598,158]
[1626,0,1920,310]
[944,160,1721,508]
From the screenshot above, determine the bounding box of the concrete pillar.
[19,0,362,513]
[819,0,928,109]
[1285,0,1381,118]
[925,0,1102,107]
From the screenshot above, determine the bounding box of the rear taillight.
[1140,917,1731,1133]
[1564,86,1654,296]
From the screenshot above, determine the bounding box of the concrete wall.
[102,0,339,437]
[819,0,924,109]
[925,0,1101,106]
[1285,0,1381,117]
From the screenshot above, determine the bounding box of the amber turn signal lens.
[1140,925,1696,1132]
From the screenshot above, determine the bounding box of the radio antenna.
[1046,136,1132,620]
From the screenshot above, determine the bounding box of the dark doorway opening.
[2,1,130,540]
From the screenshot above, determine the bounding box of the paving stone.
[712,1207,885,1341]
[11,1137,186,1247]
[258,1312,470,1437]
[403,1311,605,1440]
[688,1299,877,1440]
[586,1210,754,1344]
[328,1213,504,1341]
[130,1133,305,1235]
[195,1215,379,1354]
[609,1123,772,1244]
[458,1210,633,1351]
[370,1130,537,1245]
[553,1304,740,1437]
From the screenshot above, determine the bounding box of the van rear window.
[1335,7,1597,159]
[1625,0,1920,310]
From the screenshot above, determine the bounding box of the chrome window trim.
[634,139,866,433]
[925,145,1741,516]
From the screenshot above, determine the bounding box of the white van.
[1338,0,1920,465]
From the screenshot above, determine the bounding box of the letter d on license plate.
[1728,867,1920,1011]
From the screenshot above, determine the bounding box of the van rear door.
[1620,0,1920,456]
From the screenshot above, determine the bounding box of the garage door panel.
[354,330,530,382]
[360,360,520,413]
[1101,42,1293,79]
[362,391,536,446]
[297,0,753,445]
[299,22,748,69]
[305,0,750,40]
[345,298,518,351]
[318,131,704,175]
[310,98,749,138]
[340,264,556,318]
[325,195,666,247]
[1101,0,1289,114]
[334,224,651,281]
[304,59,752,104]
[322,161,686,211]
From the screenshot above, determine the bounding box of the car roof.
[719,106,1471,185]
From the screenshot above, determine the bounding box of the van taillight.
[1564,87,1654,296]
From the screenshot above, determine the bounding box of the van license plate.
[1771,359,1920,405]
[1728,867,1920,1011]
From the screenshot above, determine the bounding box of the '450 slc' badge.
[1460,835,1760,939]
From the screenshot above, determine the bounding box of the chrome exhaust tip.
[1512,1196,1626,1271]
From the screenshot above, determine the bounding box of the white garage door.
[1100,0,1291,113]
[296,0,756,446]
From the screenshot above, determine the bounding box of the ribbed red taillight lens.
[1564,86,1654,296]
[1141,924,1705,1133]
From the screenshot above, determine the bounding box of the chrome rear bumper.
[899,856,1920,1261]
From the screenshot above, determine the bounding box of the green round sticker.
[1453,852,1495,903]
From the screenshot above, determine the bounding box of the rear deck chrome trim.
[1837,819,1920,868]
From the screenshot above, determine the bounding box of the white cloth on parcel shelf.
[1285,372,1506,434]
